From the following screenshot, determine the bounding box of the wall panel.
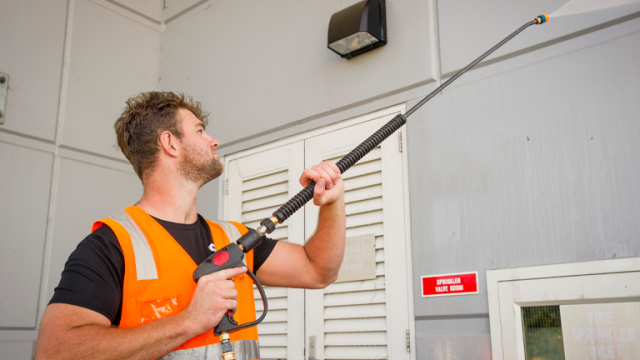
[44,157,141,304]
[415,318,491,360]
[161,0,432,146]
[0,143,53,328]
[62,0,161,159]
[0,0,68,141]
[438,0,640,74]
[408,18,640,323]
[0,341,34,360]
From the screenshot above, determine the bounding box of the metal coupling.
[259,216,279,234]
[219,332,236,360]
[534,14,549,24]
[222,352,236,360]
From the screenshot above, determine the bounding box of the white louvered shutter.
[304,112,411,360]
[225,142,306,360]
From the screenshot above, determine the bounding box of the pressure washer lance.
[193,14,549,360]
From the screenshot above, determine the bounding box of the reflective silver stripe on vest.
[159,339,260,360]
[109,211,158,281]
[209,220,246,266]
[209,220,242,243]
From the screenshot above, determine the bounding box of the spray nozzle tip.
[535,14,549,24]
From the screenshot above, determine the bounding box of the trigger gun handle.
[192,241,269,336]
[214,268,268,336]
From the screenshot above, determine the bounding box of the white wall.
[160,1,640,359]
[408,17,640,359]
[2,0,640,359]
[0,0,160,357]
[161,0,432,147]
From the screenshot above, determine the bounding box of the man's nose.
[209,137,220,149]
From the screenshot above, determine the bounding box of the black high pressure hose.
[269,14,549,227]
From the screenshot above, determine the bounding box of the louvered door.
[225,106,412,360]
[225,142,305,360]
[304,113,411,360]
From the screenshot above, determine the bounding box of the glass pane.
[328,32,379,55]
[560,302,640,359]
[522,306,566,360]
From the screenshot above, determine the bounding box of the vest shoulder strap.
[101,214,249,281]
[207,220,244,243]
[206,220,252,271]
[105,211,158,281]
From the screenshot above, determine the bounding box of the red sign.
[421,271,479,297]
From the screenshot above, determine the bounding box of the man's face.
[177,109,223,186]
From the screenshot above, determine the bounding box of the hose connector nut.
[222,353,236,360]
[219,331,236,359]
[260,217,277,234]
[534,14,549,24]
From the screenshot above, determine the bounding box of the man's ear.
[159,131,180,158]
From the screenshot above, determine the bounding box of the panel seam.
[105,0,161,24]
[35,0,75,341]
[428,0,442,87]
[165,0,210,24]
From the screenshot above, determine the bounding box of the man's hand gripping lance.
[193,14,549,360]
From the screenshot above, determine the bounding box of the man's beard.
[179,143,223,187]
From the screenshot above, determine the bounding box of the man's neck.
[135,172,201,224]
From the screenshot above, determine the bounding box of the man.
[35,92,345,360]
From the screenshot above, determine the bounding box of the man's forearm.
[256,162,345,288]
[37,269,244,360]
[303,193,346,285]
[36,305,197,360]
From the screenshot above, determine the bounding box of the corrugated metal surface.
[323,148,389,359]
[241,169,290,359]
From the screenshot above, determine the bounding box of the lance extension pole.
[237,14,550,246]
[194,15,549,360]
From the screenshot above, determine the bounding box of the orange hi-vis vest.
[92,206,260,360]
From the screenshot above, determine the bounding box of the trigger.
[227,311,238,325]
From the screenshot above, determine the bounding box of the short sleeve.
[48,225,125,325]
[252,236,278,273]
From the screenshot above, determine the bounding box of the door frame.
[487,257,640,360]
[219,103,417,359]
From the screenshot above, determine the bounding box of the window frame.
[487,257,640,360]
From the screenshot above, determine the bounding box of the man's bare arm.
[257,161,346,288]
[35,267,246,360]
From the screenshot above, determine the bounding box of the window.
[487,257,640,360]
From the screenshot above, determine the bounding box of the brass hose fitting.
[219,331,236,360]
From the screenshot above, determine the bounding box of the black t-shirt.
[49,214,276,325]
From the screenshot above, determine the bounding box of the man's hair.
[114,91,209,180]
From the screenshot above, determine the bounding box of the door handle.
[309,335,317,360]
